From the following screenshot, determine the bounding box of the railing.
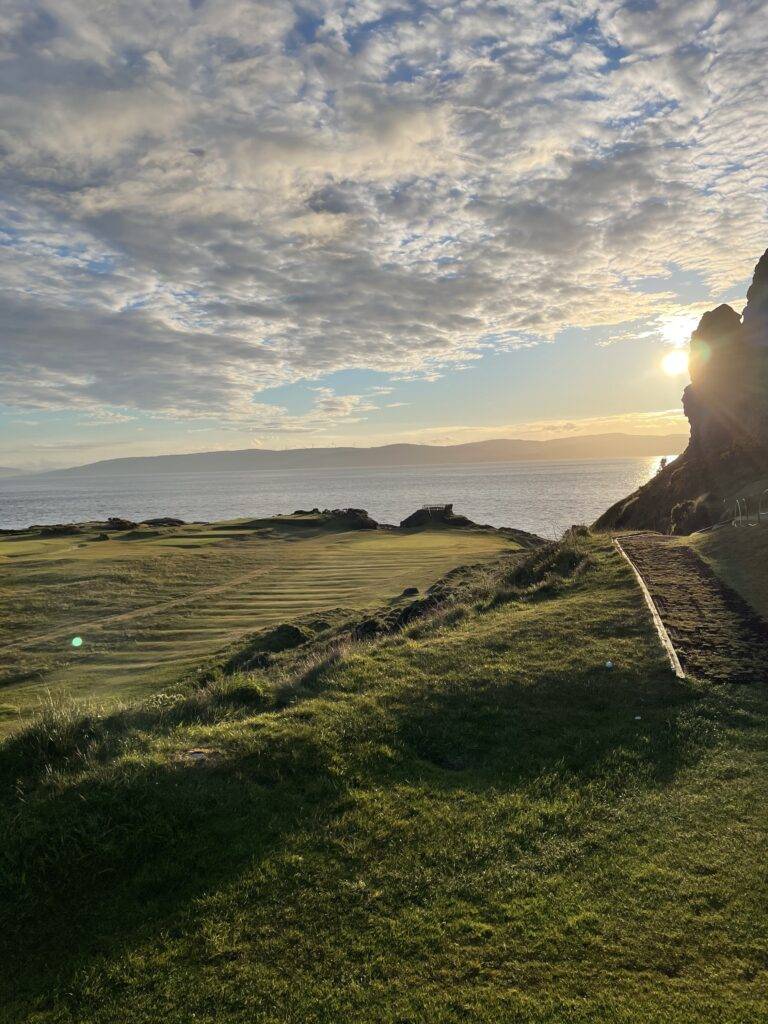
[732,489,768,526]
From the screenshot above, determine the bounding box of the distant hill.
[0,467,25,478]
[19,433,687,479]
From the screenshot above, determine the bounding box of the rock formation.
[596,248,768,534]
[330,508,379,530]
[400,504,476,528]
[105,517,139,531]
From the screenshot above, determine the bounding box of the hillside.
[17,433,687,479]
[3,532,768,1022]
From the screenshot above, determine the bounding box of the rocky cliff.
[595,249,768,534]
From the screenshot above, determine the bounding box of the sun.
[661,349,689,377]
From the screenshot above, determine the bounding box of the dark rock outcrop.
[141,517,186,527]
[330,508,378,530]
[596,248,768,534]
[400,504,476,529]
[105,517,139,531]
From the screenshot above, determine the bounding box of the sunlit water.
[0,457,670,538]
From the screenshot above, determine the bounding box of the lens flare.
[72,636,83,648]
[661,350,689,377]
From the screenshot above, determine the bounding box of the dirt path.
[619,532,768,684]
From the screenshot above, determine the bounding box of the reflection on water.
[0,456,675,537]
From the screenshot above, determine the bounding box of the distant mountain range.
[13,434,687,479]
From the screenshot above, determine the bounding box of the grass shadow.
[0,643,743,1013]
[0,724,350,1009]
[387,665,711,793]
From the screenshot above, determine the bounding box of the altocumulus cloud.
[1,0,767,421]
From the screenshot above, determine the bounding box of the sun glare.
[659,312,700,348]
[661,349,690,377]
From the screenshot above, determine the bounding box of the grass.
[3,533,768,1022]
[688,525,768,620]
[0,518,513,735]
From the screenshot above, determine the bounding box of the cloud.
[1,0,767,423]
[79,410,137,426]
[596,300,730,347]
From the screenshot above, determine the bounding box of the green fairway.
[3,533,768,1022]
[0,518,514,734]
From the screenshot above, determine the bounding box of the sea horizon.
[0,455,670,538]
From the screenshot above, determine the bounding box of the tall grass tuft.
[488,529,593,608]
[1,695,106,779]
[273,640,350,706]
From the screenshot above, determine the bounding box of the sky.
[2,0,768,470]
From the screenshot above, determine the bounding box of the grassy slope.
[3,534,768,1022]
[1,521,511,734]
[689,527,768,621]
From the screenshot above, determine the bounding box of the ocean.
[0,456,668,538]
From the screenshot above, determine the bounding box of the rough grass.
[2,534,768,1022]
[689,525,768,621]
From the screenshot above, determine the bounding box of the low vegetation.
[4,532,768,1022]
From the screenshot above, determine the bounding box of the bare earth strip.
[619,531,768,683]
